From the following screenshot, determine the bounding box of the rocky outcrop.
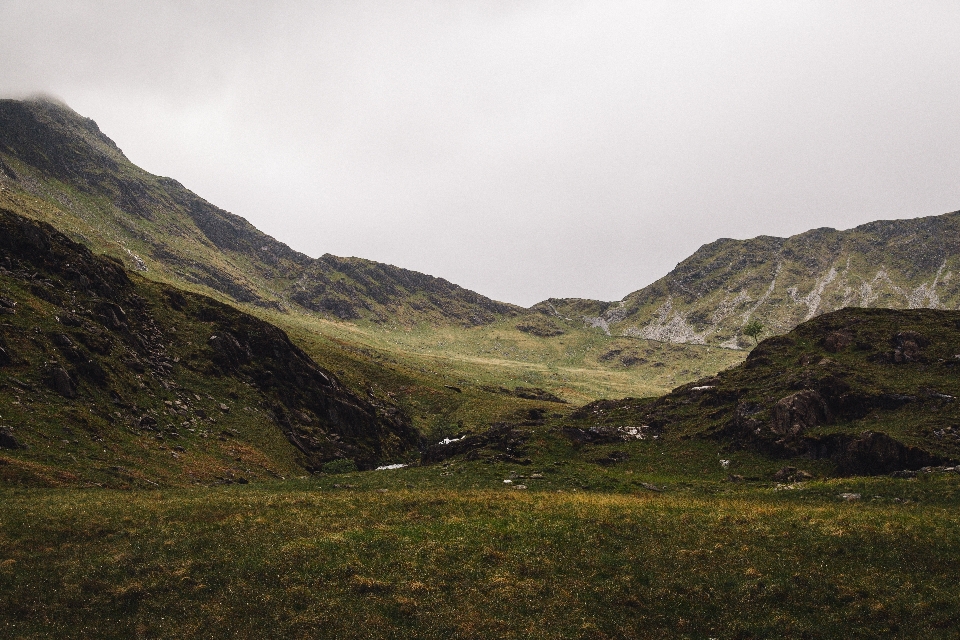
[771,390,831,437]
[421,423,531,464]
[566,308,960,475]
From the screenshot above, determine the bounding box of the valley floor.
[3,470,959,639]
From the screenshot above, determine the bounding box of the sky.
[2,1,960,306]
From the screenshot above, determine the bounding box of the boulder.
[771,390,831,437]
[822,330,853,353]
[0,427,25,450]
[46,366,76,398]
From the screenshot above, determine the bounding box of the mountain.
[0,206,419,486]
[538,213,960,348]
[563,307,960,474]
[0,97,519,326]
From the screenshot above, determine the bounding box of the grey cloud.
[2,1,960,305]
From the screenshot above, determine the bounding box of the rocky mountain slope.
[0,97,519,325]
[5,97,958,354]
[563,307,960,475]
[542,214,960,348]
[0,206,419,486]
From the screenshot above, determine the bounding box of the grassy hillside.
[0,97,745,436]
[4,98,960,640]
[0,207,419,486]
[557,307,960,476]
[0,97,520,325]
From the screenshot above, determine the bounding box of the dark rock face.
[822,331,853,353]
[890,331,927,363]
[771,390,831,437]
[808,431,945,476]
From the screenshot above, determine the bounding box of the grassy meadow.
[2,471,959,639]
[257,309,745,440]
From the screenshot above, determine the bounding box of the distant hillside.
[0,97,519,325]
[566,307,960,474]
[537,213,960,347]
[0,206,420,486]
[6,97,957,354]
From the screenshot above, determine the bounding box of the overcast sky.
[2,1,960,306]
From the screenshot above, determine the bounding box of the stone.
[773,466,814,482]
[838,493,861,501]
[823,330,854,353]
[773,466,797,481]
[0,427,25,450]
[46,366,76,398]
[771,390,830,437]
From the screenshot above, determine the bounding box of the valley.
[2,97,960,637]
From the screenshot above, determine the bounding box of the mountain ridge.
[3,96,959,350]
[0,97,520,325]
[544,211,960,348]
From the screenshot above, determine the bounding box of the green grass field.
[3,471,959,639]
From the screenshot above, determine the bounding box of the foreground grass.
[2,477,959,639]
